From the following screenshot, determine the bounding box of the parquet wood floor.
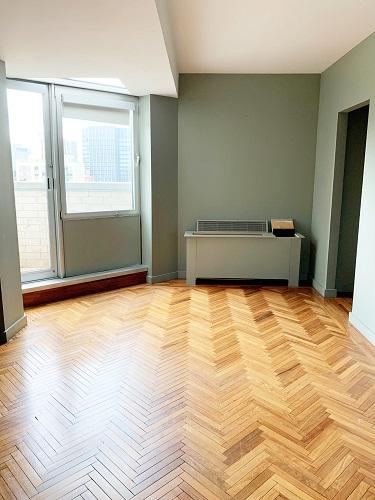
[0,282,374,499]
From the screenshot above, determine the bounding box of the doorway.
[335,105,369,296]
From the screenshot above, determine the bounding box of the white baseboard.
[312,279,337,298]
[5,314,27,341]
[349,312,375,346]
[147,272,178,284]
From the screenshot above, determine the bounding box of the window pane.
[62,107,134,214]
[7,88,53,275]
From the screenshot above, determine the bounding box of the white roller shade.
[63,102,130,126]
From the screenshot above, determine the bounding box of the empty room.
[1,1,375,498]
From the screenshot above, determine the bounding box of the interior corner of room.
[1,14,375,346]
[2,2,375,495]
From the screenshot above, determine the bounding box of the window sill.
[22,265,148,294]
[61,212,140,221]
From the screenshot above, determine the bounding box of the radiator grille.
[196,220,268,233]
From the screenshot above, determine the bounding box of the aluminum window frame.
[54,86,140,221]
[7,79,59,283]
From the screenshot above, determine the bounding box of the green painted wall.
[0,60,25,340]
[150,95,178,281]
[178,74,321,279]
[311,32,375,341]
[63,217,141,277]
[139,95,178,282]
[336,106,368,294]
[139,96,153,275]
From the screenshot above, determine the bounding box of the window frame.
[54,86,140,220]
[7,79,59,282]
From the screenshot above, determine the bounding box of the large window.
[7,81,139,282]
[7,81,57,282]
[56,88,138,218]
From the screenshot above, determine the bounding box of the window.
[7,79,139,283]
[7,81,57,282]
[56,88,138,218]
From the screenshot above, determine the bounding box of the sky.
[7,88,45,159]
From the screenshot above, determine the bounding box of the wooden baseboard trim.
[23,271,147,308]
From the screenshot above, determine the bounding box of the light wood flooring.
[0,282,374,499]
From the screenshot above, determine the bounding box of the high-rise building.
[82,126,132,183]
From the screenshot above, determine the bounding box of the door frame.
[326,100,370,295]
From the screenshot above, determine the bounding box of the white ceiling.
[168,0,375,74]
[0,0,375,96]
[0,0,178,97]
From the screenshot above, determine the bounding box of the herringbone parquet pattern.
[0,282,374,499]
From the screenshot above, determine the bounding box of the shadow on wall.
[309,241,317,283]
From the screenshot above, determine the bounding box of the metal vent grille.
[196,220,268,234]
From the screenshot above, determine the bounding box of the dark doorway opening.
[335,105,369,296]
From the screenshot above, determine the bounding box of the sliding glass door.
[7,81,57,282]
